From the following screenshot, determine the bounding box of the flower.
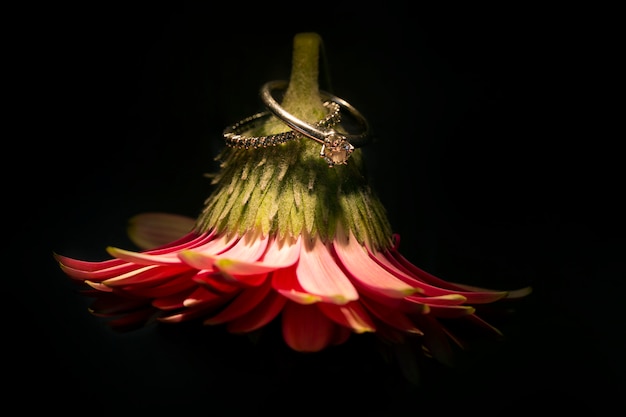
[56,212,528,357]
[54,32,530,371]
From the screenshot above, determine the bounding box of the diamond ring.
[260,80,372,166]
[223,101,341,149]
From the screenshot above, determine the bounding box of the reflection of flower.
[54,33,530,372]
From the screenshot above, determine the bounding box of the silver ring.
[223,101,341,149]
[260,80,371,166]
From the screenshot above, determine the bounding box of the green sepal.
[196,32,394,251]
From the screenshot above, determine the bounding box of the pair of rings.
[223,80,371,167]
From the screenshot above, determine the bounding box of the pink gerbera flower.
[54,32,530,372]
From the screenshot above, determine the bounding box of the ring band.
[223,101,341,149]
[260,80,371,166]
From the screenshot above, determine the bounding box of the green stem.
[264,32,327,133]
[283,33,324,119]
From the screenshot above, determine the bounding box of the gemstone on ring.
[260,80,371,167]
[320,131,355,166]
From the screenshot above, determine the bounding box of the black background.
[9,3,624,415]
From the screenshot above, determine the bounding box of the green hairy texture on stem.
[196,32,393,251]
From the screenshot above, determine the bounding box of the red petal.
[204,279,273,324]
[193,271,240,293]
[226,291,287,333]
[120,271,199,298]
[317,301,376,333]
[282,302,335,352]
[183,286,229,307]
[157,299,231,323]
[360,297,423,334]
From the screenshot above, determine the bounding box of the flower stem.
[263,32,327,132]
[198,33,394,251]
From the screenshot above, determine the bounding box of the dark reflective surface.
[12,3,624,415]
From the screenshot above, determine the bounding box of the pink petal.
[211,236,300,275]
[102,264,190,288]
[296,238,359,305]
[178,233,268,270]
[272,266,324,304]
[381,249,509,303]
[333,233,420,298]
[176,233,240,267]
[54,253,125,271]
[216,233,269,260]
[260,236,302,266]
[106,246,183,265]
[59,261,139,281]
[213,258,279,276]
